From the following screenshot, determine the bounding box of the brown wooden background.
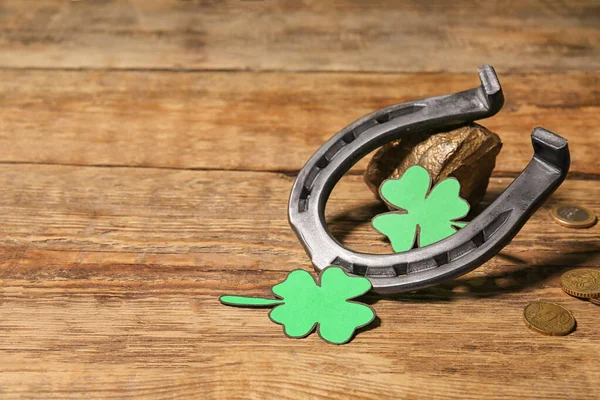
[0,1,599,399]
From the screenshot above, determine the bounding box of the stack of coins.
[552,204,599,307]
[560,268,600,305]
[523,268,600,336]
[523,204,597,335]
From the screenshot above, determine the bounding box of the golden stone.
[364,123,502,208]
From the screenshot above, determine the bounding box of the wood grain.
[0,165,598,399]
[0,0,599,398]
[0,166,598,277]
[0,0,598,72]
[0,69,598,175]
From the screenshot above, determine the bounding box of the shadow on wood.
[363,247,600,304]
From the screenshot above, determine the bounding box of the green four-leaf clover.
[220,267,375,344]
[221,165,470,344]
[372,165,470,253]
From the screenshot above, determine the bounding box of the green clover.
[220,267,375,344]
[372,165,470,253]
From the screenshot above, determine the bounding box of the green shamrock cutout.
[372,165,470,253]
[220,267,375,345]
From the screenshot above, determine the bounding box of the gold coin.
[550,204,597,229]
[523,301,575,336]
[560,268,600,298]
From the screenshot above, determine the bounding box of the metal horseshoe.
[288,65,570,294]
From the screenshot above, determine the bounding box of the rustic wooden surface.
[0,1,598,399]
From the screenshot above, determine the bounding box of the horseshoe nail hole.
[434,252,448,266]
[316,156,329,169]
[393,263,408,275]
[471,231,485,247]
[375,114,390,124]
[298,186,311,212]
[353,264,368,275]
[342,131,356,144]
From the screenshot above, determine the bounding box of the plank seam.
[0,161,597,180]
[0,66,598,75]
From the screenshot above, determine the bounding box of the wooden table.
[0,1,598,399]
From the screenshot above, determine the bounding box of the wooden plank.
[0,0,598,72]
[0,70,598,175]
[0,290,598,399]
[0,165,598,399]
[0,165,597,282]
[1,1,598,398]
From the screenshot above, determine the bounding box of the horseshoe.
[288,65,570,294]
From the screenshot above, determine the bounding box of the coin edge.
[560,268,600,298]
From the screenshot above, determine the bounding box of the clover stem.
[220,295,284,307]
